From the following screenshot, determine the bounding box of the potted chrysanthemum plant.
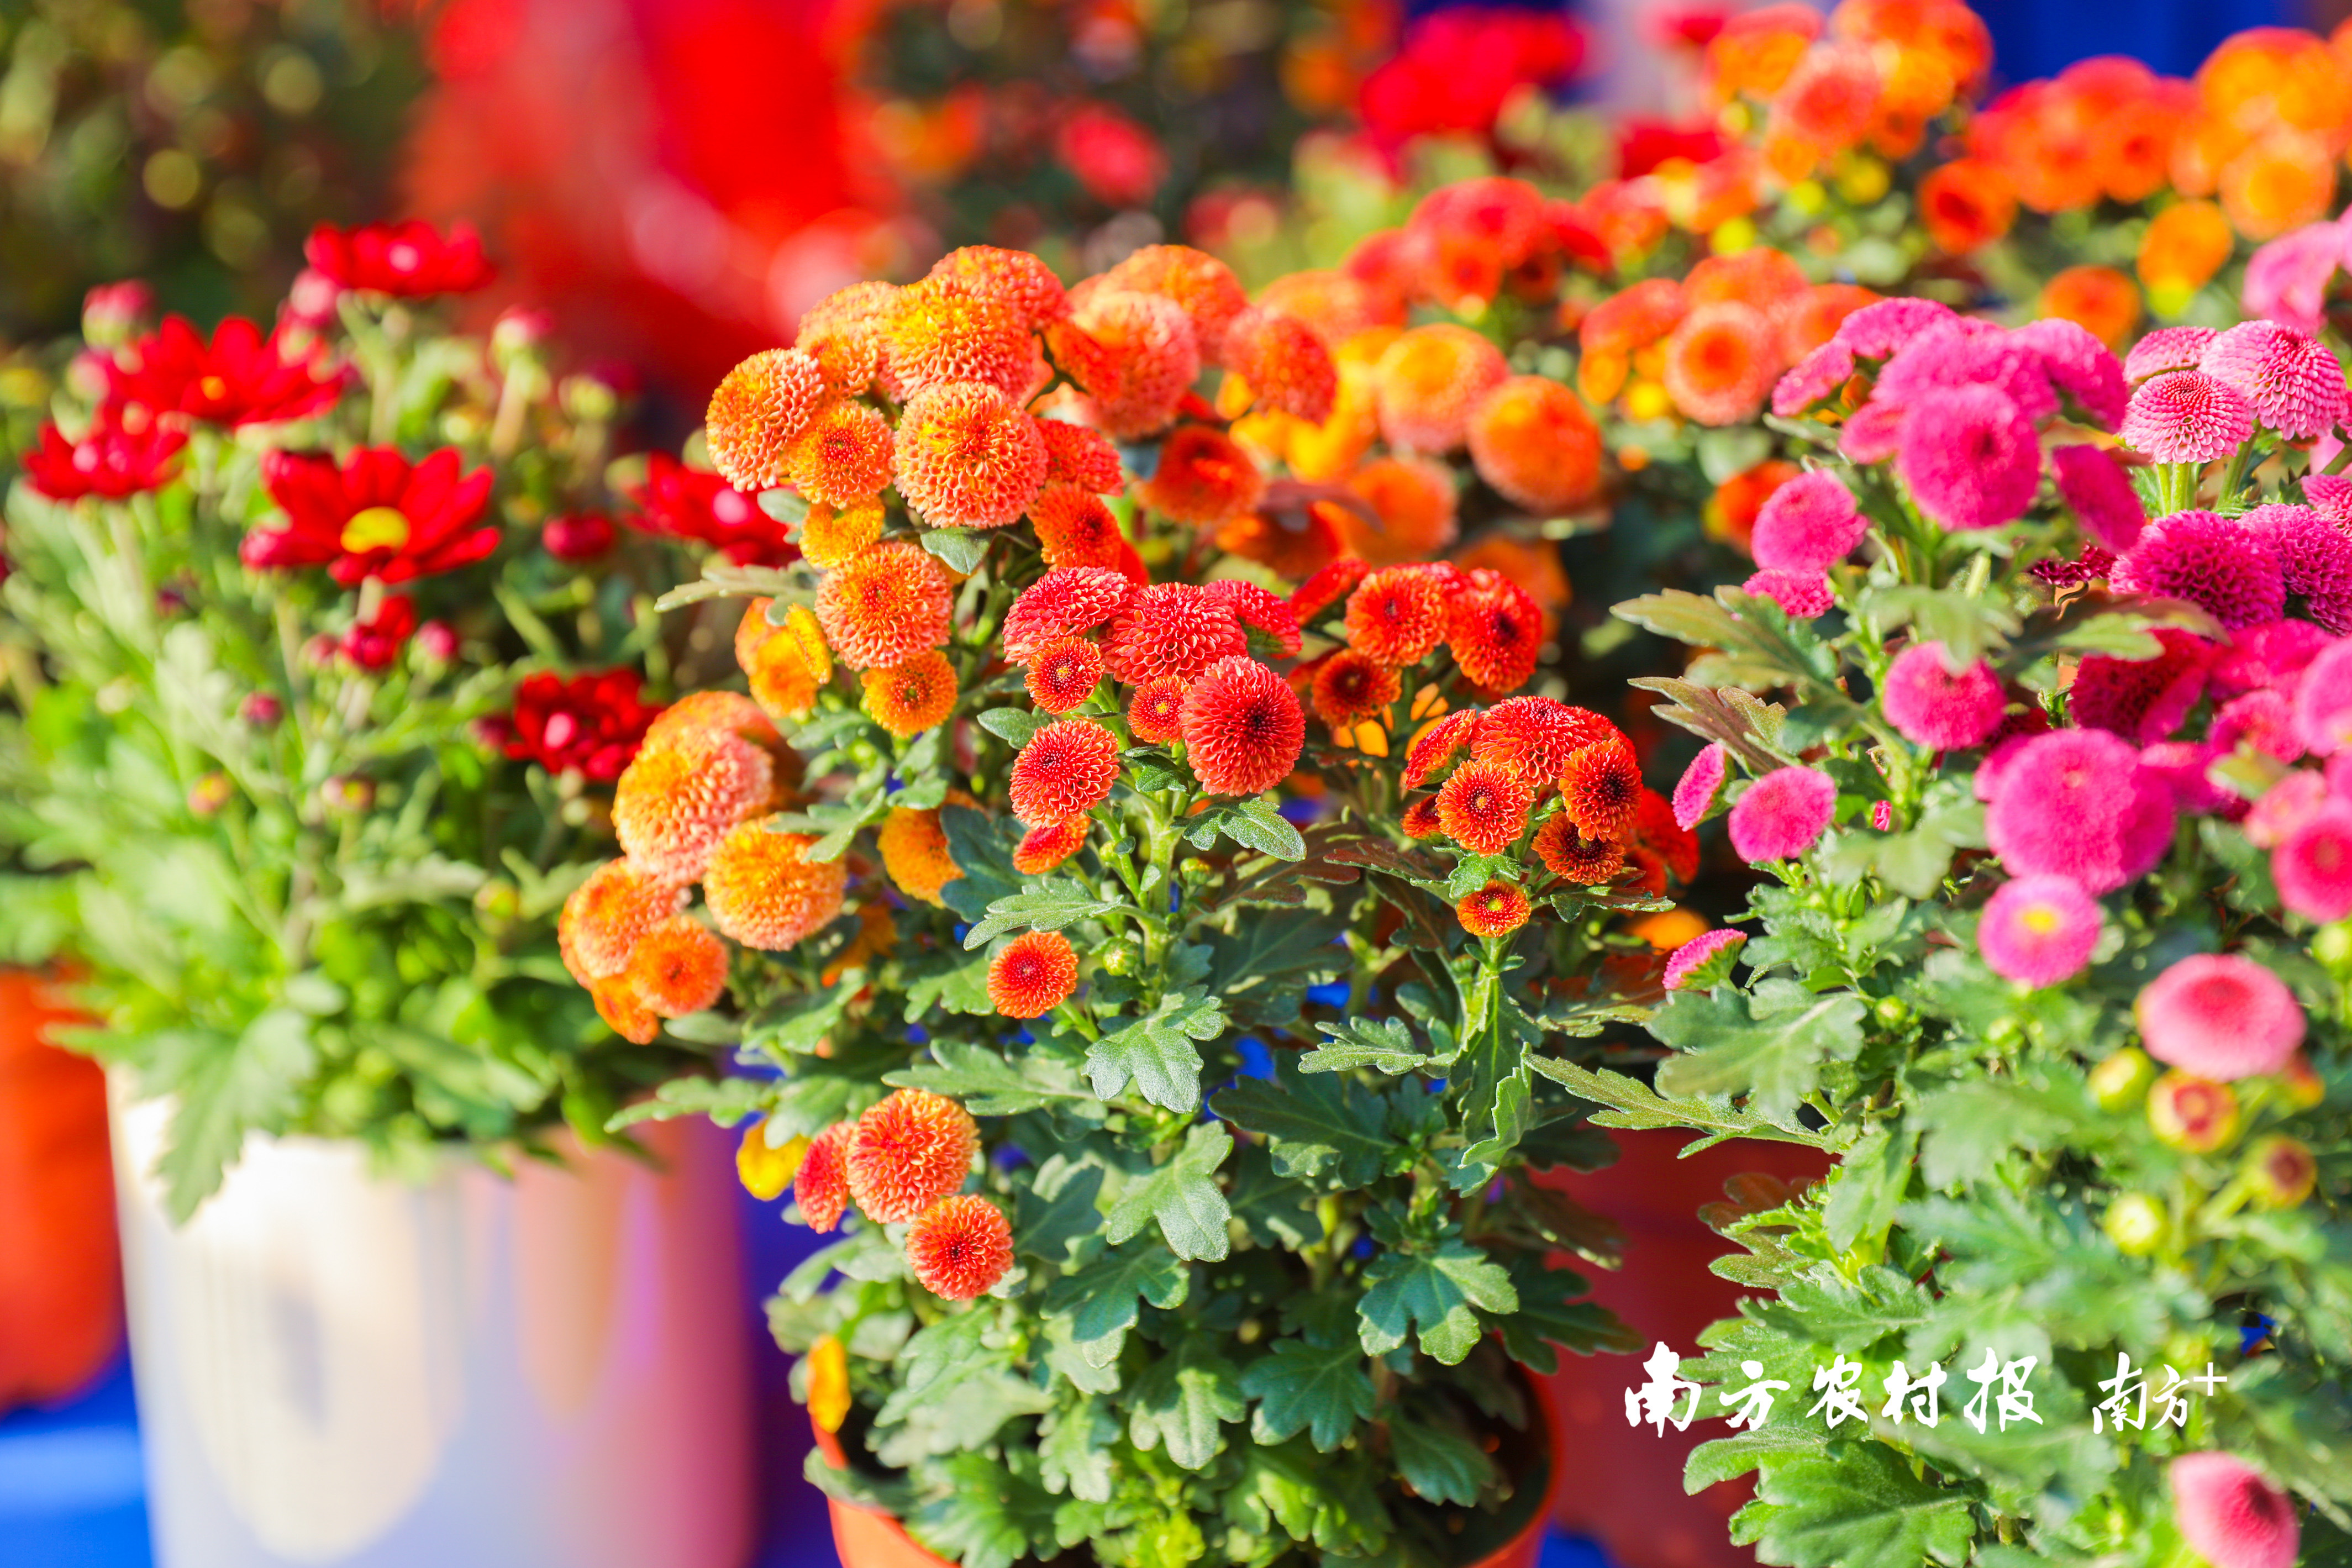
[573,240,1728,1568]
[0,228,777,1567]
[1568,298,2352,1568]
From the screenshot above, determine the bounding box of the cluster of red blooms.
[1356,7,1586,152]
[493,670,667,782]
[619,452,795,567]
[785,1088,1009,1301]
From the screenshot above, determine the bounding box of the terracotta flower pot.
[814,1370,1566,1568]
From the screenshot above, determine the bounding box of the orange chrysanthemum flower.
[2138,200,2234,296]
[1345,565,1449,667]
[794,1122,854,1232]
[796,281,897,397]
[1467,376,1603,515]
[846,1088,980,1223]
[1706,460,1802,553]
[1767,41,1882,170]
[987,929,1080,1019]
[786,401,895,507]
[1446,568,1546,694]
[706,348,826,491]
[1343,456,1459,565]
[1061,290,1199,439]
[893,381,1049,529]
[1558,734,1644,841]
[2218,134,2337,241]
[878,805,964,906]
[1456,880,1532,937]
[1128,676,1189,743]
[1181,655,1306,796]
[1708,4,1820,98]
[701,820,849,950]
[800,498,886,570]
[645,690,780,755]
[1214,504,1345,582]
[881,279,1034,397]
[1029,483,1127,569]
[1138,425,1266,527]
[1627,785,1700,892]
[613,732,775,882]
[862,650,959,737]
[1219,307,1338,423]
[1374,324,1511,452]
[1009,720,1122,826]
[1662,303,1777,427]
[1401,795,1444,839]
[2039,266,2142,351]
[1025,637,1106,713]
[1312,650,1402,729]
[1251,270,1406,345]
[1777,283,1879,362]
[1032,416,1125,493]
[1437,759,1534,854]
[906,1194,1015,1301]
[623,914,730,1018]
[559,858,685,983]
[1014,815,1090,875]
[1102,582,1248,683]
[744,602,835,722]
[1291,557,1375,626]
[1683,248,1809,313]
[1003,566,1133,660]
[1473,696,1617,786]
[1579,278,1689,359]
[1097,244,1250,360]
[929,245,1069,330]
[591,974,661,1045]
[1534,814,1625,883]
[814,540,954,670]
[1918,159,2017,255]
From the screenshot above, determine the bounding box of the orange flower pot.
[814,1371,1566,1568]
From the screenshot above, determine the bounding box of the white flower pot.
[111,1092,755,1568]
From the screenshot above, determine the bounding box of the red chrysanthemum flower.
[1138,425,1266,527]
[1345,565,1449,666]
[1313,650,1403,728]
[103,315,341,428]
[1220,306,1338,423]
[559,859,686,984]
[1290,557,1375,625]
[623,915,730,1018]
[1096,245,1249,361]
[1014,815,1091,875]
[1471,696,1617,786]
[1025,637,1107,713]
[503,670,663,782]
[701,820,849,949]
[1401,796,1445,839]
[1456,880,1532,936]
[847,1088,980,1224]
[1009,720,1122,826]
[244,447,497,587]
[882,280,1034,398]
[622,452,792,567]
[1534,814,1625,883]
[304,219,493,297]
[1437,760,1534,853]
[862,650,960,737]
[2122,371,2257,463]
[1032,417,1125,493]
[1625,787,1699,892]
[988,929,1080,1019]
[893,381,1049,529]
[1061,290,1199,439]
[1180,656,1306,796]
[906,1195,1016,1301]
[1403,707,1484,790]
[22,415,186,501]
[814,540,954,670]
[1029,483,1128,569]
[1128,676,1190,743]
[1558,734,1644,841]
[1203,580,1303,657]
[930,246,1070,330]
[704,349,826,491]
[786,401,895,507]
[1446,569,1546,693]
[1103,582,1249,683]
[612,732,774,882]
[794,1123,855,1232]
[1003,566,1134,661]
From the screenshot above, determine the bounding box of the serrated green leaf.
[1240,1338,1377,1451]
[1684,1427,1827,1492]
[1301,1015,1429,1075]
[1087,988,1225,1111]
[1529,1056,1830,1151]
[1039,1397,1119,1503]
[1211,1065,1390,1187]
[1129,1340,1245,1470]
[1223,796,1307,861]
[606,1073,770,1131]
[888,1037,1097,1116]
[1734,1445,1974,1568]
[1357,1238,1517,1365]
[1651,979,1867,1128]
[964,883,1120,949]
[1041,1235,1188,1352]
[905,1453,1054,1568]
[145,1011,315,1221]
[1493,1257,1639,1371]
[1103,1122,1234,1261]
[977,707,1043,748]
[1387,1411,1499,1506]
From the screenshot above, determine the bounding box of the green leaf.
[1821,1123,1917,1253]
[939,806,1024,921]
[963,883,1120,949]
[1103,1122,1234,1262]
[607,1074,770,1131]
[901,949,996,1020]
[1529,1056,1831,1153]
[1211,1066,1390,1187]
[1086,988,1225,1112]
[1202,915,1348,1027]
[1493,1258,1639,1372]
[1357,1238,1517,1365]
[977,707,1043,749]
[1222,797,1308,861]
[145,1010,316,1221]
[1128,1340,1245,1471]
[1039,1397,1119,1503]
[1040,1238,1189,1356]
[1387,1411,1499,1507]
[1457,994,1539,1172]
[1013,1155,1106,1268]
[1733,1445,1975,1568]
[905,1453,1053,1568]
[757,488,810,524]
[1240,1339,1377,1451]
[1651,980,1867,1128]
[1300,1015,1429,1075]
[1684,1427,1827,1492]
[922,527,991,575]
[741,985,857,1059]
[1913,1078,2090,1188]
[888,1038,1098,1117]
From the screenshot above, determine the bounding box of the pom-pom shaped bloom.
[704,349,825,491]
[1345,565,1449,666]
[1833,297,1955,360]
[624,915,730,1018]
[929,246,1068,329]
[2141,740,2233,816]
[1882,641,2007,749]
[2051,444,2147,551]
[793,1124,854,1232]
[645,690,784,758]
[1663,929,1746,991]
[1291,558,1375,625]
[795,282,895,397]
[2124,327,2218,383]
[1342,457,1459,565]
[588,973,660,1045]
[1138,425,1265,525]
[1374,325,1510,452]
[1102,582,1248,683]
[2071,629,2213,744]
[2243,504,2352,632]
[1977,875,2102,987]
[1985,729,2175,893]
[847,1088,979,1224]
[893,381,1048,529]
[2170,1455,2301,1568]
[2214,688,2303,761]
[1750,469,1865,571]
[906,1195,1015,1301]
[1744,569,1835,618]
[1535,815,1625,883]
[815,541,955,672]
[1312,651,1402,729]
[1436,760,1534,854]
[1007,717,1122,827]
[1673,744,1728,830]
[1029,483,1128,571]
[2305,474,2352,523]
[2245,771,2328,849]
[1772,340,1858,417]
[786,402,895,507]
[2111,512,2285,630]
[1097,245,1249,361]
[862,651,959,738]
[1004,566,1132,661]
[1128,676,1189,744]
[1220,307,1337,423]
[1662,302,1778,427]
[1032,417,1124,493]
[1403,707,1482,790]
[2274,803,2352,921]
[1446,569,1545,694]
[2121,371,2256,462]
[1729,766,1837,862]
[1471,697,1614,786]
[2014,316,2127,429]
[1014,815,1090,875]
[1466,376,1603,513]
[1898,385,2041,532]
[2198,320,2346,440]
[743,604,835,723]
[881,280,1033,397]
[800,498,886,569]
[1456,881,1532,936]
[1181,656,1305,796]
[878,806,962,906]
[560,859,685,983]
[1203,581,1303,659]
[1558,735,1644,842]
[1401,796,1444,840]
[988,930,1080,1019]
[2137,953,2304,1081]
[1025,637,1106,713]
[1061,289,1200,439]
[613,733,774,882]
[2212,619,2333,699]
[2293,640,2352,754]
[703,821,850,950]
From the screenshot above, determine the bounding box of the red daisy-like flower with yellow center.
[846,1088,979,1223]
[1128,676,1190,744]
[988,929,1080,1019]
[104,314,344,428]
[906,1195,1016,1301]
[244,446,498,587]
[1312,650,1403,729]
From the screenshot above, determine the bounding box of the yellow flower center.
[340,506,411,554]
[2019,907,2060,935]
[198,375,229,401]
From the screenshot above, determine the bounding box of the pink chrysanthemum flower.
[2240,504,2352,632]
[2050,444,2147,551]
[2140,740,2233,815]
[2069,629,2214,744]
[2122,326,2219,385]
[2275,802,2352,921]
[1881,641,2006,750]
[2211,619,2333,698]
[1833,297,1956,360]
[1750,469,1866,572]
[2170,1454,2301,1568]
[2243,220,2342,334]
[1898,385,2041,532]
[1837,401,1907,464]
[1727,766,1837,862]
[2013,317,2125,430]
[1672,743,1728,830]
[2121,371,2255,463]
[2214,688,2303,761]
[1663,929,1746,991]
[1875,320,2056,424]
[1743,569,1835,618]
[1984,729,2175,893]
[2111,512,2285,630]
[1977,874,2102,987]
[2198,320,2348,440]
[2305,473,2352,523]
[2245,770,2327,849]
[2137,953,2305,1080]
[1771,340,1855,416]
[2293,639,2352,754]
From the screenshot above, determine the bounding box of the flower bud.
[2241,1135,2317,1209]
[2090,1046,2158,1111]
[2279,1052,2325,1109]
[2312,921,2352,976]
[82,281,154,346]
[187,773,233,817]
[1986,1016,2025,1049]
[415,620,460,664]
[322,776,375,815]
[239,692,283,728]
[1874,996,1910,1027]
[491,307,553,357]
[283,268,340,329]
[560,374,620,424]
[472,878,520,924]
[66,349,113,403]
[2102,1192,2168,1255]
[543,513,615,562]
[2148,1070,2240,1154]
[737,1122,809,1201]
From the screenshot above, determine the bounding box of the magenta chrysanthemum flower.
[2123,327,2219,385]
[1881,641,2006,750]
[1833,296,1956,360]
[2198,320,2348,440]
[2014,317,2125,430]
[1743,569,1834,619]
[2140,740,2232,814]
[1663,929,1746,991]
[2211,619,2333,697]
[2275,801,2352,921]
[2069,629,2213,744]
[2293,639,2352,753]
[2121,371,2256,463]
[2170,1454,2301,1568]
[1984,729,2175,893]
[1750,469,1866,572]
[2137,953,2305,1080]
[1771,340,1856,416]
[1728,766,1837,862]
[1672,743,1728,830]
[2305,473,2352,523]
[2213,689,2302,761]
[1897,385,2041,532]
[2240,503,2352,632]
[1875,320,2057,424]
[1977,874,2102,987]
[2110,512,2285,630]
[1837,401,1907,464]
[2050,444,2146,551]
[2245,770,2327,849]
